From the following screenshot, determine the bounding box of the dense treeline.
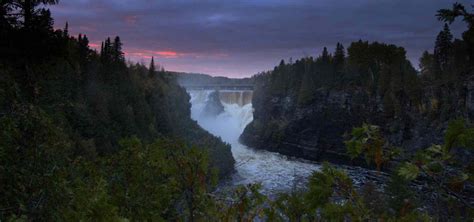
[255,4,473,119]
[247,3,474,153]
[0,1,235,220]
[1,1,473,221]
[241,2,474,220]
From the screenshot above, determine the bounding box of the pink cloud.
[88,42,101,50]
[124,49,183,59]
[154,51,178,57]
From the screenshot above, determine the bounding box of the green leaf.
[398,163,420,181]
[426,145,443,154]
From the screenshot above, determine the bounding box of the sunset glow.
[50,0,470,77]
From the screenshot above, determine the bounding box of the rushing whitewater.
[188,90,320,194]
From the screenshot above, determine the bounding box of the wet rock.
[202,90,225,117]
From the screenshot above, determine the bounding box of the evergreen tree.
[63,21,68,37]
[437,3,474,67]
[113,36,124,62]
[333,43,345,69]
[279,59,285,67]
[101,37,112,63]
[100,41,104,59]
[8,0,59,29]
[149,57,156,78]
[78,34,89,63]
[434,23,453,73]
[321,47,330,63]
[333,43,346,82]
[419,50,434,77]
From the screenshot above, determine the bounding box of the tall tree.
[7,0,59,29]
[149,57,156,78]
[419,50,434,78]
[113,36,124,62]
[433,24,453,73]
[63,21,68,37]
[78,34,89,64]
[101,37,112,63]
[334,43,345,71]
[321,47,330,63]
[437,3,474,65]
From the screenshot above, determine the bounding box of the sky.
[49,0,471,78]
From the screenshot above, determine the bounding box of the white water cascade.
[188,90,320,194]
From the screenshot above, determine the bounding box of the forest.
[0,0,473,221]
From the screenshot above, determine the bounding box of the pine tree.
[434,23,453,73]
[63,22,68,38]
[334,43,345,73]
[100,41,104,60]
[437,3,474,67]
[321,47,330,63]
[332,43,346,83]
[113,36,124,62]
[101,37,111,63]
[78,34,89,63]
[419,50,434,77]
[279,59,285,67]
[149,57,156,78]
[12,0,59,29]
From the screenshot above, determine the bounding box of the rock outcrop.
[240,82,474,167]
[203,91,225,117]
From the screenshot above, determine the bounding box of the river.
[188,90,321,194]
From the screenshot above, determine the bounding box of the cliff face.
[240,80,474,166]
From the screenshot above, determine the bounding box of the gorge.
[185,88,390,194]
[1,1,473,220]
[188,89,319,193]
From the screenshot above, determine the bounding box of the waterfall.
[188,90,320,194]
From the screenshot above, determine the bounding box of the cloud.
[49,0,471,77]
[125,49,182,59]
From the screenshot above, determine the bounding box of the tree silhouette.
[334,43,345,70]
[437,3,473,28]
[4,0,59,29]
[321,47,330,63]
[149,57,156,78]
[113,36,124,62]
[434,24,453,73]
[437,3,474,64]
[63,21,68,37]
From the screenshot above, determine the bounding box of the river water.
[188,90,321,194]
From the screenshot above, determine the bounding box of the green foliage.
[344,119,474,219]
[0,2,234,220]
[305,163,370,220]
[59,168,121,221]
[272,190,309,221]
[1,1,473,221]
[0,105,72,220]
[386,173,417,218]
[345,123,399,170]
[398,163,420,181]
[445,118,474,150]
[395,119,474,219]
[221,184,268,221]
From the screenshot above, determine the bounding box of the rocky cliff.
[241,74,474,168]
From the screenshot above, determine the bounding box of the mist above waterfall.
[188,90,320,194]
[189,90,253,143]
